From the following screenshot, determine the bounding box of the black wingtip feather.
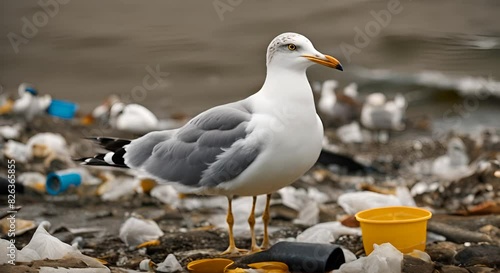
[86,137,131,152]
[78,157,129,168]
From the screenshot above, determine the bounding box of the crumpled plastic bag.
[119,216,164,248]
[17,221,75,262]
[333,243,403,273]
[338,191,402,215]
[0,221,109,272]
[3,140,29,163]
[26,132,69,159]
[296,221,361,243]
[98,176,140,201]
[156,254,183,273]
[18,172,46,192]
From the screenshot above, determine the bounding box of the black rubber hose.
[237,241,345,273]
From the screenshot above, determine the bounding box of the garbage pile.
[0,82,499,272]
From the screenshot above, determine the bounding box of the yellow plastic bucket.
[355,206,432,254]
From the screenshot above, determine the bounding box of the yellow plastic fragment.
[0,99,14,114]
[140,178,157,193]
[225,269,246,273]
[94,258,108,265]
[33,182,46,193]
[187,259,289,273]
[80,114,95,126]
[136,239,160,249]
[187,258,234,273]
[248,262,288,271]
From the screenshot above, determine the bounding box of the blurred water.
[0,0,499,131]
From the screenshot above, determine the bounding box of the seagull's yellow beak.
[303,54,343,71]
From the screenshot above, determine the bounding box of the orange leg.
[260,193,272,249]
[221,196,246,256]
[248,196,262,252]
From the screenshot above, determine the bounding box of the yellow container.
[355,206,432,254]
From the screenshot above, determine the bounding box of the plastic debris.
[150,184,183,207]
[293,200,320,226]
[12,83,52,121]
[407,249,432,263]
[238,241,344,273]
[18,172,46,192]
[0,218,36,236]
[296,221,361,244]
[395,186,416,207]
[341,248,357,263]
[3,140,29,163]
[338,191,402,215]
[187,258,234,273]
[333,243,403,273]
[156,254,183,273]
[16,221,75,262]
[47,99,79,119]
[119,216,164,248]
[27,132,68,156]
[0,221,109,272]
[98,176,141,201]
[46,169,83,195]
[0,124,22,140]
[110,102,159,134]
[278,186,329,212]
[337,121,363,144]
[139,258,157,271]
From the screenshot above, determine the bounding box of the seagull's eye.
[287,44,297,51]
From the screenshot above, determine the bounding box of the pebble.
[402,255,434,273]
[454,245,500,267]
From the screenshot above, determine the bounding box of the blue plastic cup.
[47,99,78,119]
[46,171,82,195]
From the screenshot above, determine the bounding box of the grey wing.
[125,101,261,188]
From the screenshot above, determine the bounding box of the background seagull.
[317,80,361,127]
[361,92,407,143]
[80,32,343,255]
[432,137,472,180]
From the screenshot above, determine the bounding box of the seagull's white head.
[266,32,343,72]
[322,80,339,92]
[366,93,386,106]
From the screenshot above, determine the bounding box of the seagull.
[360,92,407,143]
[432,137,471,180]
[79,32,343,255]
[317,80,360,127]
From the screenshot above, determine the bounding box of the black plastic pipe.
[238,241,345,273]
